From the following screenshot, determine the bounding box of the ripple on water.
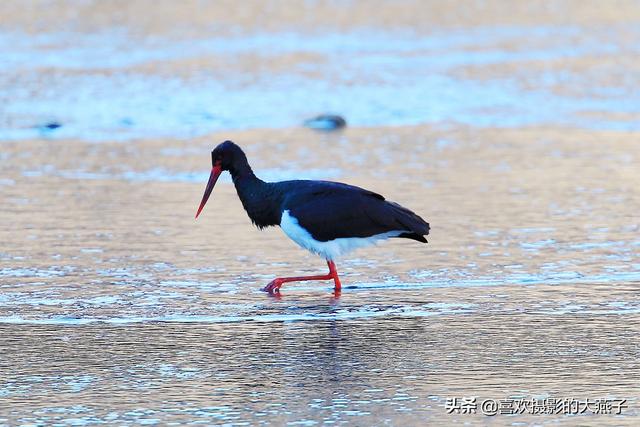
[0,303,472,325]
[22,166,342,183]
[0,266,75,278]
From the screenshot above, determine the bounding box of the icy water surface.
[1,6,640,140]
[1,1,640,425]
[2,126,639,425]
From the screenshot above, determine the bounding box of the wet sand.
[1,1,640,425]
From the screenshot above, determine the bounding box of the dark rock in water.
[303,114,347,131]
[40,122,62,130]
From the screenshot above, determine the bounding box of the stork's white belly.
[279,210,402,260]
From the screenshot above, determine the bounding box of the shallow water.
[1,1,640,425]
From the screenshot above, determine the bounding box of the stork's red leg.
[263,260,342,293]
[327,260,342,290]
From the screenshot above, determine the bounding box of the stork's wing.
[281,181,429,242]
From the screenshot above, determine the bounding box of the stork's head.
[195,140,247,218]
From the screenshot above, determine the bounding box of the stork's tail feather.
[398,232,428,243]
[387,201,430,243]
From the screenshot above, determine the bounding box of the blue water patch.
[1,267,639,325]
[0,266,75,278]
[1,25,638,141]
[24,166,342,183]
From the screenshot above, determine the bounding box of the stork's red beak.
[195,163,222,218]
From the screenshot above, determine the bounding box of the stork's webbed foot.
[263,278,284,294]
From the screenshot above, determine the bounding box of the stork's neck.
[230,166,282,228]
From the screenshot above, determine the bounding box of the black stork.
[196,141,430,294]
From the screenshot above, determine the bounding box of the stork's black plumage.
[280,180,429,243]
[196,140,430,294]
